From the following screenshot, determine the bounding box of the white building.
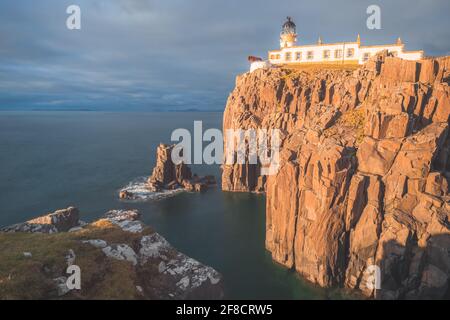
[268,17,424,66]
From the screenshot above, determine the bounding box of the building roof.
[281,17,296,35]
[268,41,409,53]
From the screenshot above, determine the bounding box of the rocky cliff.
[222,52,450,299]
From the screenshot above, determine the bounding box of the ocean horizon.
[2,0,448,304]
[0,110,341,299]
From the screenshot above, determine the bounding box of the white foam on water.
[118,176,184,201]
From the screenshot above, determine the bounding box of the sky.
[0,0,449,111]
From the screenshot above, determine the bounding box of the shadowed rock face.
[222,52,450,299]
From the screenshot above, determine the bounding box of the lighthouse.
[280,17,297,48]
[269,17,423,65]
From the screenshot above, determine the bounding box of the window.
[276,54,280,59]
[347,48,355,58]
[334,49,342,59]
[285,52,292,61]
[307,51,314,60]
[323,50,330,59]
[363,52,370,62]
[270,55,275,60]
[295,52,302,61]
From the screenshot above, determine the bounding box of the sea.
[0,111,346,299]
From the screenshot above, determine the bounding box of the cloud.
[0,0,449,111]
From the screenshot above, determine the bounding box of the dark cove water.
[0,111,341,299]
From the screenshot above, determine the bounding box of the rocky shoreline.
[0,207,223,299]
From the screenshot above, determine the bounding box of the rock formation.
[1,207,83,233]
[118,144,216,200]
[0,208,223,299]
[147,143,215,193]
[222,52,450,299]
[148,143,192,189]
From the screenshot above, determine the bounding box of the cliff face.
[222,53,450,299]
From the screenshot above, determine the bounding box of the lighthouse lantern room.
[280,17,297,48]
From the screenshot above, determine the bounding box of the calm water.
[0,111,337,299]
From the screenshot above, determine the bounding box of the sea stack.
[148,143,216,193]
[148,143,193,191]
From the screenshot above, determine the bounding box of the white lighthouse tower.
[280,17,297,48]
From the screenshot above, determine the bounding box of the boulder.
[1,207,81,233]
[119,190,134,200]
[194,183,207,193]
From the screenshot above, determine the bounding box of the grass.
[279,63,360,82]
[0,222,153,299]
[324,108,366,145]
[281,63,360,72]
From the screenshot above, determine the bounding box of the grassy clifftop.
[0,220,150,299]
[0,209,223,300]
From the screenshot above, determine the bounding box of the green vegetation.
[324,108,366,145]
[281,63,360,72]
[0,220,152,299]
[279,63,359,83]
